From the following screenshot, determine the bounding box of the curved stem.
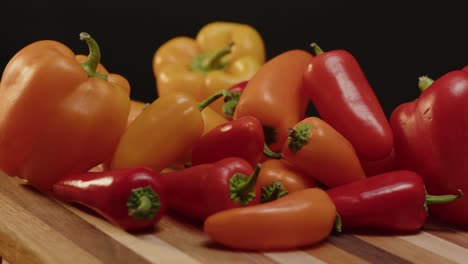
[263,143,283,159]
[426,189,463,205]
[418,76,434,92]
[229,164,261,205]
[310,42,325,56]
[79,32,107,80]
[334,213,343,234]
[197,89,233,111]
[190,43,234,74]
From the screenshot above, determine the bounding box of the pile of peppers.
[0,22,466,251]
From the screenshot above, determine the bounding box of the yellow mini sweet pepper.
[152,21,266,116]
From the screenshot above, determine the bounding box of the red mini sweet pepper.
[160,157,261,221]
[303,43,394,176]
[326,170,461,233]
[390,68,468,226]
[53,167,167,231]
[191,116,264,167]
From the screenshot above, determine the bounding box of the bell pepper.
[222,80,248,119]
[279,117,366,187]
[390,69,468,226]
[303,43,394,176]
[462,66,468,72]
[160,157,261,221]
[53,167,167,231]
[326,170,462,233]
[234,49,312,151]
[257,159,315,203]
[204,188,337,251]
[0,32,131,193]
[191,116,264,167]
[152,22,265,116]
[110,89,228,173]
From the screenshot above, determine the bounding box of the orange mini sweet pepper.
[110,89,229,173]
[152,21,265,116]
[0,32,131,193]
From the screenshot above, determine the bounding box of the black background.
[1,4,467,117]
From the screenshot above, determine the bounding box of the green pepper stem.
[135,196,152,214]
[263,143,283,159]
[260,180,288,203]
[127,186,161,220]
[229,164,261,205]
[197,89,233,111]
[334,213,343,234]
[190,43,234,74]
[287,124,312,153]
[310,42,325,56]
[79,32,107,80]
[426,189,463,205]
[418,76,434,92]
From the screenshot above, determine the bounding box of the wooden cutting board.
[1,173,468,264]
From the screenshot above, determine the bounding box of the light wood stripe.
[263,251,327,264]
[65,204,202,264]
[399,232,468,264]
[0,191,101,264]
[423,218,468,248]
[304,242,369,264]
[356,233,456,264]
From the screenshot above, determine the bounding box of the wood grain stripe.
[326,234,412,264]
[303,242,369,264]
[0,175,151,264]
[0,191,101,264]
[423,218,468,249]
[399,232,468,264]
[156,212,278,264]
[356,234,456,264]
[263,251,327,264]
[65,204,202,264]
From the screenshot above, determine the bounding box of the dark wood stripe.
[326,234,412,264]
[0,175,152,264]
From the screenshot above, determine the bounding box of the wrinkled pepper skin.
[390,69,468,226]
[282,117,366,188]
[53,167,167,231]
[0,33,130,193]
[153,22,265,116]
[160,157,261,221]
[191,116,264,167]
[327,170,460,233]
[204,188,336,251]
[303,44,393,175]
[234,50,312,151]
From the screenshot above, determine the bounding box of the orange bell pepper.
[233,50,312,152]
[152,21,265,116]
[281,117,366,187]
[204,188,337,251]
[0,32,131,193]
[110,90,228,173]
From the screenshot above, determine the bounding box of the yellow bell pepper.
[152,21,266,116]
